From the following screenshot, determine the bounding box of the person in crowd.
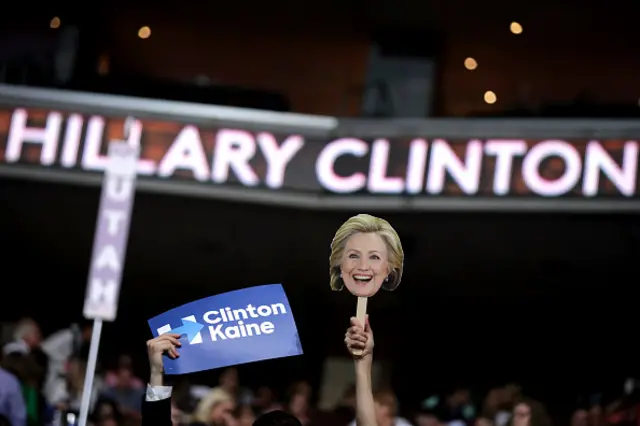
[333,384,356,426]
[191,388,236,426]
[418,388,475,426]
[170,379,197,415]
[415,409,444,426]
[483,385,520,426]
[189,368,250,425]
[588,402,604,426]
[91,398,124,426]
[1,318,48,391]
[1,319,48,426]
[0,366,27,426]
[363,390,412,426]
[344,315,413,426]
[571,408,588,426]
[285,382,313,425]
[141,333,301,426]
[105,355,145,390]
[214,368,253,406]
[444,386,475,424]
[100,358,145,417]
[41,320,93,404]
[49,355,103,414]
[2,319,43,357]
[475,416,495,426]
[235,405,256,426]
[508,398,550,426]
[171,402,185,426]
[252,387,281,415]
[343,315,381,426]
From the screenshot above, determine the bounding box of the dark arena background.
[2,2,640,426]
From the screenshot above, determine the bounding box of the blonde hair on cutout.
[329,213,404,292]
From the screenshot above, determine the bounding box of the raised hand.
[146,333,181,376]
[344,315,374,359]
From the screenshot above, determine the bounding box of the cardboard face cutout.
[340,232,390,297]
[329,214,404,298]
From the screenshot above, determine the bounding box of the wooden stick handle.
[352,297,368,356]
[356,297,367,324]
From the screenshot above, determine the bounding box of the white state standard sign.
[83,142,140,321]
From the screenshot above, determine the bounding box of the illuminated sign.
[0,107,638,200]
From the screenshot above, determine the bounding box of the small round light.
[50,17,61,29]
[464,57,478,70]
[510,22,523,34]
[138,26,151,39]
[484,91,497,104]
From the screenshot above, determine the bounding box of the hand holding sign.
[147,334,181,370]
[148,284,303,375]
[344,316,374,359]
[329,214,404,353]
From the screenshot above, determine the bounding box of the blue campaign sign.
[148,284,303,375]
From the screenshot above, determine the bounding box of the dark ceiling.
[132,0,637,31]
[8,0,637,36]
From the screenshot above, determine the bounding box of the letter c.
[315,138,368,193]
[203,311,221,324]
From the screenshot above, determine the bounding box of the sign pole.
[78,118,139,426]
[76,318,102,426]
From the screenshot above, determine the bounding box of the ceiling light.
[510,22,523,34]
[464,57,478,70]
[138,26,151,39]
[484,91,497,104]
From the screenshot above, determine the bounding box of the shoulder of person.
[0,367,20,386]
[41,330,74,351]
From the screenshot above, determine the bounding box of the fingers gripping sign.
[344,315,374,359]
[146,333,182,373]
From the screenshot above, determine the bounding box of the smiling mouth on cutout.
[352,274,373,285]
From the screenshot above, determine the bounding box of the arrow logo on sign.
[168,319,205,344]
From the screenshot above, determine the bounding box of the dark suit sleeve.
[141,396,173,426]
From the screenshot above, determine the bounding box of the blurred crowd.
[1,318,639,426]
